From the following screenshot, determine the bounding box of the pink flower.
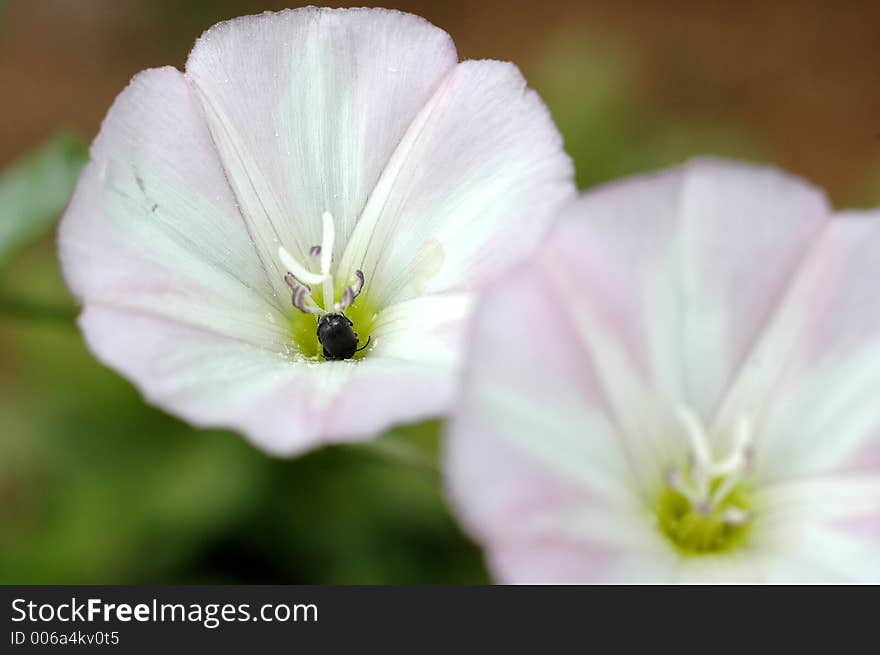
[58,8,574,455]
[445,159,880,583]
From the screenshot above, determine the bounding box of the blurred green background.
[1,0,879,584]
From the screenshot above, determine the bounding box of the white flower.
[58,7,574,455]
[445,159,880,583]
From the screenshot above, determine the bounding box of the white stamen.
[675,406,712,497]
[666,407,755,521]
[285,274,323,315]
[712,416,752,476]
[676,406,712,472]
[280,211,364,321]
[709,474,741,508]
[319,211,335,276]
[278,246,325,286]
[665,467,702,506]
[320,211,335,310]
[335,270,365,312]
[721,507,751,526]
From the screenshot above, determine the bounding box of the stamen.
[335,270,365,312]
[721,507,751,526]
[709,474,741,508]
[280,212,368,320]
[712,416,753,476]
[665,466,701,506]
[659,408,755,553]
[284,273,322,315]
[676,406,712,472]
[292,286,320,314]
[664,466,684,494]
[319,212,335,275]
[279,246,325,286]
[320,211,336,310]
[675,406,712,497]
[667,408,754,518]
[283,272,310,294]
[351,269,365,296]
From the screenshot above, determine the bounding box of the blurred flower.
[445,159,880,583]
[58,8,574,455]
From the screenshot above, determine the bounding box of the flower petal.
[80,297,468,455]
[185,8,458,302]
[369,293,471,366]
[337,59,576,307]
[61,8,578,456]
[444,260,666,583]
[753,476,880,582]
[59,67,286,349]
[717,212,880,479]
[549,159,829,425]
[444,159,835,583]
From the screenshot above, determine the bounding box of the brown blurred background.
[3,0,880,202]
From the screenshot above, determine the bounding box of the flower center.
[278,211,376,360]
[656,407,754,555]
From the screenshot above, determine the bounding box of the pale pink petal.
[61,9,575,454]
[489,541,621,585]
[752,476,880,582]
[338,60,575,307]
[185,8,459,303]
[444,261,663,583]
[59,67,285,349]
[79,302,465,456]
[548,159,829,425]
[718,211,880,480]
[445,160,838,583]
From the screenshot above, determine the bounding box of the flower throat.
[279,211,375,360]
[656,407,754,555]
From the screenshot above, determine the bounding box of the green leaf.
[0,131,88,270]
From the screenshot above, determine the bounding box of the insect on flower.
[58,7,575,455]
[278,211,371,360]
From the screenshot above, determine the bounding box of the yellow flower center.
[279,211,377,360]
[656,407,755,555]
[287,290,378,360]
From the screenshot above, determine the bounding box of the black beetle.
[316,312,370,360]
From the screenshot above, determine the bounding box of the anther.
[336,270,365,312]
[721,508,751,526]
[279,246,325,286]
[666,407,755,518]
[279,212,371,361]
[285,273,322,315]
